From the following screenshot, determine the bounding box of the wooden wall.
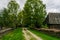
[49,24,60,30]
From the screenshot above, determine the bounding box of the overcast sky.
[0,0,60,13]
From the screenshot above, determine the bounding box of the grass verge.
[29,29,60,40]
[1,28,25,40]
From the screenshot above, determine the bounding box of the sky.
[42,0,60,13]
[0,0,60,13]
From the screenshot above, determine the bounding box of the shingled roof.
[47,13,60,24]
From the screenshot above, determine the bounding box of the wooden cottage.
[45,13,60,29]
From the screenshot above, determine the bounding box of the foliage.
[7,0,19,28]
[0,8,9,29]
[42,24,48,28]
[1,28,25,40]
[0,0,19,28]
[24,0,47,28]
[8,0,19,15]
[17,10,24,27]
[0,0,47,28]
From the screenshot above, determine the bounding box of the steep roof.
[47,13,60,24]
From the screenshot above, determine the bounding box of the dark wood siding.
[45,13,60,29]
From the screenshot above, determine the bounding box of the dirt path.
[23,28,30,40]
[23,28,42,40]
[0,28,12,38]
[0,28,13,40]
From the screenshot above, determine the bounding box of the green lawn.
[29,29,60,40]
[1,28,25,40]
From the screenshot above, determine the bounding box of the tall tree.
[7,0,19,28]
[24,0,46,28]
[0,8,9,29]
[3,8,9,27]
[0,0,20,29]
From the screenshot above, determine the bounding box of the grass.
[29,29,60,40]
[1,28,25,40]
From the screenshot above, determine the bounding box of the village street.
[23,28,42,40]
[0,28,60,40]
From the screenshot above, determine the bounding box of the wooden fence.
[34,28,60,38]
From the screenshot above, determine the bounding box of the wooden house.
[45,13,60,29]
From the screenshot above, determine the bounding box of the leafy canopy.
[24,0,46,27]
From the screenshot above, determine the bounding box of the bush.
[42,24,48,28]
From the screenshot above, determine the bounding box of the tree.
[2,8,9,27]
[17,11,22,27]
[8,0,19,15]
[0,15,3,30]
[0,0,20,29]
[0,8,9,29]
[24,0,46,28]
[17,10,25,27]
[7,0,19,28]
[8,14,16,28]
[0,10,3,30]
